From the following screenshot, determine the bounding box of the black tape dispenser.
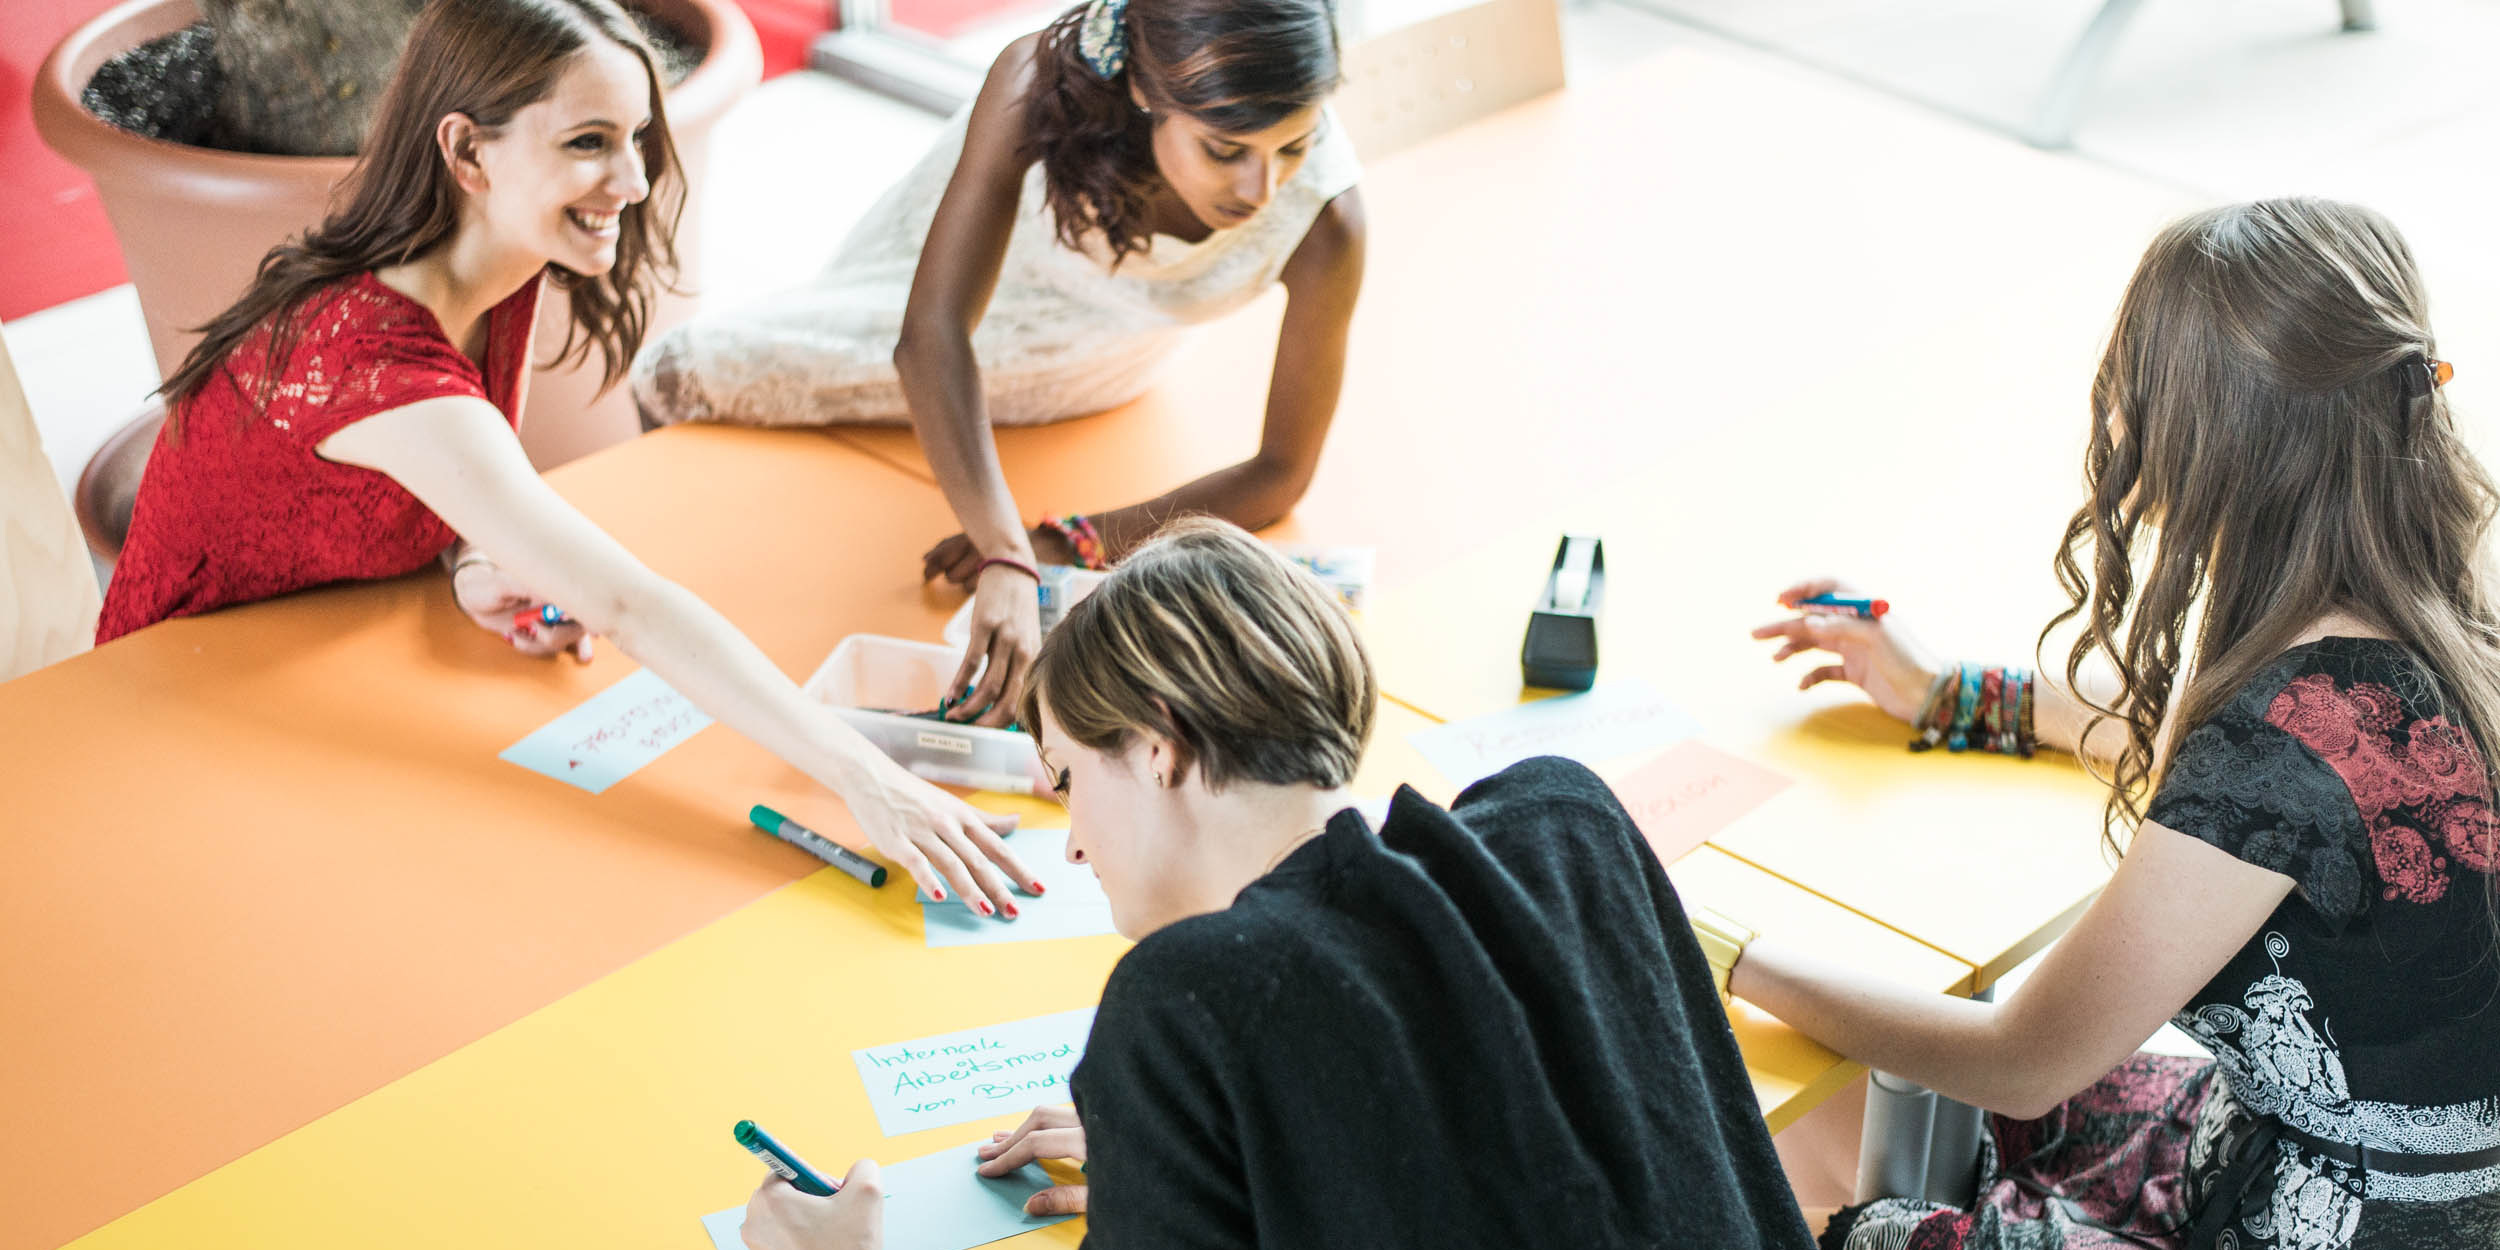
[1521,534,1603,691]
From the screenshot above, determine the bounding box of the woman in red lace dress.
[1746,200,2500,1249]
[97,0,1039,915]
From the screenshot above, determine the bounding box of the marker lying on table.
[1798,593,1888,619]
[734,1120,838,1196]
[749,804,889,888]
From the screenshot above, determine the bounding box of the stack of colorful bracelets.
[1910,662,2036,757]
[1037,514,1109,570]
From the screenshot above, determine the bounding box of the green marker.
[734,1120,837,1196]
[749,804,888,888]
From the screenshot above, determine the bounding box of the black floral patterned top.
[2146,638,2500,1250]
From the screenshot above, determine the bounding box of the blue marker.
[1799,593,1889,620]
[734,1120,838,1196]
[510,604,574,630]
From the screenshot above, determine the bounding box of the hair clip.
[2397,351,2454,401]
[1078,0,1131,79]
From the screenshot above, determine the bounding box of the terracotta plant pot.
[32,0,761,472]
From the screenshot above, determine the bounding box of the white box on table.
[803,635,1054,795]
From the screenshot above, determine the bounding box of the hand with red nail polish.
[844,764,1033,920]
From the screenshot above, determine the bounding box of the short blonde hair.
[1022,517,1376,789]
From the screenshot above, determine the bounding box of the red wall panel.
[1,0,128,322]
[0,0,825,323]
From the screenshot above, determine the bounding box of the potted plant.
[32,0,762,482]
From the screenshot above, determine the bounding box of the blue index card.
[1407,679,1702,789]
[918,830,1119,948]
[853,1007,1097,1138]
[498,667,714,795]
[702,1142,1077,1250]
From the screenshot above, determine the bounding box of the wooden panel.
[1336,0,1567,161]
[0,324,99,679]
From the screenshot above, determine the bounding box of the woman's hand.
[451,556,593,663]
[976,1105,1088,1216]
[1749,578,1938,724]
[921,526,1078,589]
[942,565,1043,728]
[740,1158,884,1250]
[850,760,1039,916]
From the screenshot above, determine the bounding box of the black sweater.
[1071,756,1814,1249]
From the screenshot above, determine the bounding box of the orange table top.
[0,428,979,1250]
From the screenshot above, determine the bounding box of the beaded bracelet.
[1910,663,2037,757]
[1038,514,1108,570]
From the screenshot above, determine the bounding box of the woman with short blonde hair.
[735,518,1815,1250]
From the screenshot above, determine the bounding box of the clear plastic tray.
[802,635,1054,795]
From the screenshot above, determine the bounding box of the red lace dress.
[97,272,541,643]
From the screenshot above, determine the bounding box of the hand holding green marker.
[749,804,888,888]
[734,1120,838,1196]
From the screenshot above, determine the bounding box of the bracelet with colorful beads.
[1909,663,2037,757]
[1908,665,1961,752]
[1039,514,1108,570]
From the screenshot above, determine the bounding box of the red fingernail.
[975,899,994,917]
[1029,881,1047,895]
[931,886,947,902]
[1001,901,1020,920]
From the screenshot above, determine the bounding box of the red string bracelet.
[977,555,1041,583]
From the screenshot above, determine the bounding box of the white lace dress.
[632,106,1361,428]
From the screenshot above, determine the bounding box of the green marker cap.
[748,804,786,833]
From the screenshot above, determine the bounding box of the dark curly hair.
[1019,0,1341,267]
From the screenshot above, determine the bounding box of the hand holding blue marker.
[1798,592,1888,620]
[510,603,573,629]
[734,1120,838,1196]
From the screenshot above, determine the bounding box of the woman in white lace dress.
[633,0,1363,726]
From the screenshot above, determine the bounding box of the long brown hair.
[2044,198,2500,870]
[1020,0,1341,266]
[159,0,683,422]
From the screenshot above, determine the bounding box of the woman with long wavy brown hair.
[1747,199,2500,1249]
[634,0,1364,737]
[101,0,1039,916]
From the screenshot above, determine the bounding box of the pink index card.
[1609,741,1792,867]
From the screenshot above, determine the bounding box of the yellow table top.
[1359,483,2117,986]
[60,736,1963,1250]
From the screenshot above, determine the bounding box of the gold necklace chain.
[1261,823,1329,876]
